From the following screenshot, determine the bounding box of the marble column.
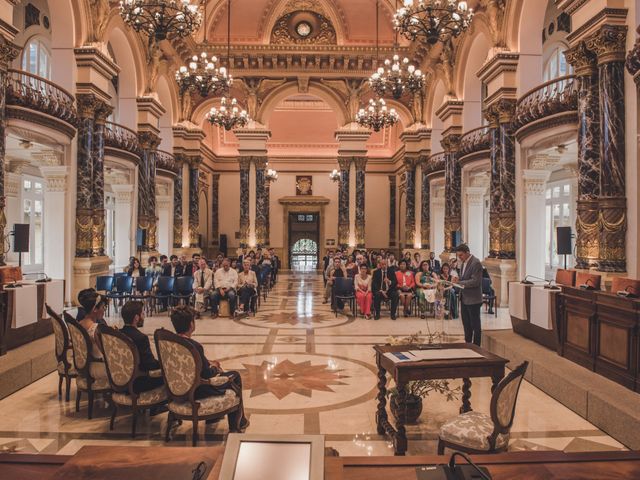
[497,100,517,259]
[112,184,134,269]
[442,135,461,252]
[137,131,160,252]
[0,37,19,266]
[420,161,430,250]
[172,157,184,249]
[40,166,68,279]
[239,157,250,247]
[389,175,396,248]
[254,157,268,247]
[565,42,601,269]
[337,157,351,247]
[587,25,627,272]
[522,169,551,280]
[91,102,112,257]
[404,157,417,247]
[264,178,271,246]
[188,157,200,248]
[75,94,97,257]
[211,174,220,248]
[486,112,501,258]
[354,157,366,248]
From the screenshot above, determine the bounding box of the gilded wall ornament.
[271,11,336,45]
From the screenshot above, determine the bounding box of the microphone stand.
[448,451,492,480]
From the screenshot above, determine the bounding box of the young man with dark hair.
[170,306,249,431]
[120,301,164,394]
[162,254,184,277]
[454,243,483,346]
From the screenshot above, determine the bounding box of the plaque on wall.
[296,176,313,195]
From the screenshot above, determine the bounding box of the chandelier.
[329,169,341,183]
[356,98,399,132]
[206,0,251,130]
[175,2,232,97]
[120,0,203,41]
[265,167,278,182]
[394,0,474,45]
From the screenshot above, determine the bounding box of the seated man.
[210,258,238,317]
[193,258,213,314]
[170,306,249,431]
[236,259,258,315]
[372,259,399,320]
[119,301,164,395]
[162,254,183,277]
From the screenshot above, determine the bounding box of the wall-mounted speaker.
[557,226,572,255]
[13,224,30,253]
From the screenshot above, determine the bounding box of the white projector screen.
[233,441,312,480]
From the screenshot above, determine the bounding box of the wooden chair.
[66,317,111,419]
[611,277,640,297]
[575,272,601,290]
[555,269,576,287]
[154,328,241,446]
[46,304,77,402]
[96,325,168,437]
[438,361,529,455]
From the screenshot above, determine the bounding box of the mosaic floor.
[0,271,626,456]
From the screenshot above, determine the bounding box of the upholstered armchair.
[65,317,111,419]
[97,325,168,437]
[438,361,529,455]
[154,328,241,446]
[46,304,77,402]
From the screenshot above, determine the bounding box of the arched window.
[21,36,51,79]
[543,46,569,82]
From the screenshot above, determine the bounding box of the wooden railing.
[6,69,77,125]
[104,121,140,155]
[459,125,491,156]
[514,75,578,129]
[156,149,178,173]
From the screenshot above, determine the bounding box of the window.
[545,180,574,269]
[21,37,51,79]
[21,176,45,271]
[543,46,570,82]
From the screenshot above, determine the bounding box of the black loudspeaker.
[557,226,572,255]
[219,234,228,256]
[136,228,147,248]
[13,223,30,252]
[451,230,462,248]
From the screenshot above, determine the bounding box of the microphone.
[522,275,546,284]
[579,278,595,290]
[617,285,638,298]
[35,273,51,283]
[4,280,22,289]
[448,452,492,480]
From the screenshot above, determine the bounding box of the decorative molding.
[39,166,69,193]
[522,169,551,196]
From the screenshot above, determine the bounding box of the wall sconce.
[329,169,341,183]
[265,168,278,183]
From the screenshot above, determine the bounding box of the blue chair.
[259,265,272,300]
[482,277,497,317]
[114,272,127,280]
[106,276,134,314]
[332,277,355,317]
[170,276,194,308]
[131,276,154,315]
[153,276,175,314]
[96,276,114,294]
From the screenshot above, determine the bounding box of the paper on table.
[384,352,415,363]
[407,349,484,361]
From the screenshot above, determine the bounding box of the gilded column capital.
[403,155,420,170]
[0,36,20,70]
[137,131,161,150]
[440,134,461,153]
[94,101,113,125]
[337,157,351,171]
[495,98,516,124]
[253,156,268,170]
[187,155,202,168]
[353,156,367,171]
[565,41,598,75]
[238,156,251,170]
[586,25,628,64]
[76,94,99,119]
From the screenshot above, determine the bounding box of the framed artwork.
[296,175,313,195]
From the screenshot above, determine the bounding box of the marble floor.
[0,271,626,456]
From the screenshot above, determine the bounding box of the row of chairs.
[49,305,243,445]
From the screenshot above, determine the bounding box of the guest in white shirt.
[211,258,238,317]
[193,258,213,314]
[236,260,258,315]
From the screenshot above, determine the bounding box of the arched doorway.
[291,238,319,271]
[288,213,320,271]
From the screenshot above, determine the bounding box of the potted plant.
[384,331,461,424]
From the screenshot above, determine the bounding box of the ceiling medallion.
[394,0,474,45]
[119,0,202,41]
[356,98,399,132]
[296,21,312,37]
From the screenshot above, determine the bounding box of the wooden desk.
[374,343,508,456]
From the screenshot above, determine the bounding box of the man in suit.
[372,259,399,320]
[428,252,441,274]
[455,244,483,346]
[162,255,184,277]
[120,301,164,394]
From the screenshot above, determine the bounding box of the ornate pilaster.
[565,41,601,269]
[137,131,161,252]
[389,175,396,248]
[0,36,19,266]
[354,156,367,248]
[188,156,201,248]
[239,157,250,246]
[442,135,461,252]
[337,157,351,247]
[587,25,627,272]
[211,174,220,248]
[254,156,268,247]
[75,94,98,257]
[172,156,184,248]
[420,160,430,250]
[403,156,418,247]
[91,101,112,257]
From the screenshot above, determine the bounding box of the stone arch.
[456,28,492,131]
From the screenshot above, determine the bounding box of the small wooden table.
[374,343,509,456]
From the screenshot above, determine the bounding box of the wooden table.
[374,343,509,456]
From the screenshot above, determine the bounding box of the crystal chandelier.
[175,2,232,97]
[329,169,341,183]
[394,0,474,46]
[206,0,251,130]
[120,0,203,41]
[356,98,399,132]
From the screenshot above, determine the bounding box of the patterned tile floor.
[0,271,627,456]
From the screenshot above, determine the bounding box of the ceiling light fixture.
[120,0,203,41]
[394,0,474,46]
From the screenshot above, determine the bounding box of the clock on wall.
[295,21,312,38]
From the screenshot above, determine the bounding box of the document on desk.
[407,349,484,361]
[384,351,416,363]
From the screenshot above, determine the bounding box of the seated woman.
[77,289,109,379]
[236,259,258,315]
[415,260,436,319]
[170,306,249,431]
[344,255,358,278]
[433,263,458,320]
[354,264,373,319]
[127,258,145,278]
[395,260,416,317]
[411,252,422,271]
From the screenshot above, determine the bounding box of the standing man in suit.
[428,252,441,274]
[455,244,483,346]
[372,259,399,320]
